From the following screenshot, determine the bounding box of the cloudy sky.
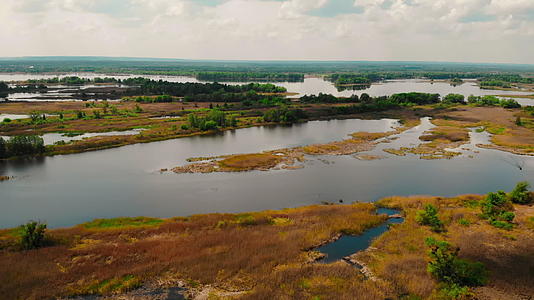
[1,0,533,64]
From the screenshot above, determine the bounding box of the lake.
[1,117,532,228]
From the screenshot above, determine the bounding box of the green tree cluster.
[263,106,307,123]
[0,136,46,158]
[467,95,520,108]
[442,93,465,104]
[188,110,232,131]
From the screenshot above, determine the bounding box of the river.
[0,117,532,228]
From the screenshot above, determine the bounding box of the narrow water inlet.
[316,208,404,263]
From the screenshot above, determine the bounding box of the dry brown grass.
[369,194,534,300]
[432,106,534,155]
[218,153,282,171]
[0,203,386,299]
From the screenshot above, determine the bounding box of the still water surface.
[1,117,532,228]
[317,208,403,263]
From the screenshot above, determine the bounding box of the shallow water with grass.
[317,208,403,263]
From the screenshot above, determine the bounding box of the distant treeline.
[300,92,520,114]
[327,72,486,85]
[0,136,46,159]
[479,74,534,88]
[2,57,534,74]
[121,78,287,102]
[327,72,534,86]
[27,76,119,85]
[300,92,439,105]
[196,72,304,82]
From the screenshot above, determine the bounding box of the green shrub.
[20,221,47,250]
[508,181,532,204]
[416,204,444,232]
[490,220,514,230]
[458,218,470,226]
[439,283,470,299]
[426,237,487,288]
[481,191,515,229]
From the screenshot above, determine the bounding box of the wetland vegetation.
[0,183,532,299]
[1,58,534,300]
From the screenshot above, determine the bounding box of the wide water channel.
[1,117,533,228]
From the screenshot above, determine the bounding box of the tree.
[443,93,465,104]
[508,181,532,204]
[0,137,6,159]
[481,191,515,229]
[416,204,444,232]
[0,81,8,92]
[20,221,47,250]
[360,93,371,103]
[425,237,487,288]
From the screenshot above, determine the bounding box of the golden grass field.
[0,194,532,299]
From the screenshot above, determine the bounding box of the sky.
[1,0,533,64]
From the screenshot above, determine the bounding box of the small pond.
[317,208,404,263]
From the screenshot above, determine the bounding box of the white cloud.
[0,0,532,63]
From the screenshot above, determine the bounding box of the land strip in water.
[1,94,534,160]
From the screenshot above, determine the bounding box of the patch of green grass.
[75,275,141,295]
[82,217,163,229]
[527,217,534,230]
[485,126,506,135]
[234,214,257,226]
[0,226,25,238]
[458,218,471,226]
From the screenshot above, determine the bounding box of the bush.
[426,237,487,288]
[481,191,515,229]
[203,120,217,130]
[508,181,532,204]
[20,221,47,250]
[416,204,444,232]
[443,93,465,104]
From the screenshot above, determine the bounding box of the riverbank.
[1,194,532,299]
[1,102,534,161]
